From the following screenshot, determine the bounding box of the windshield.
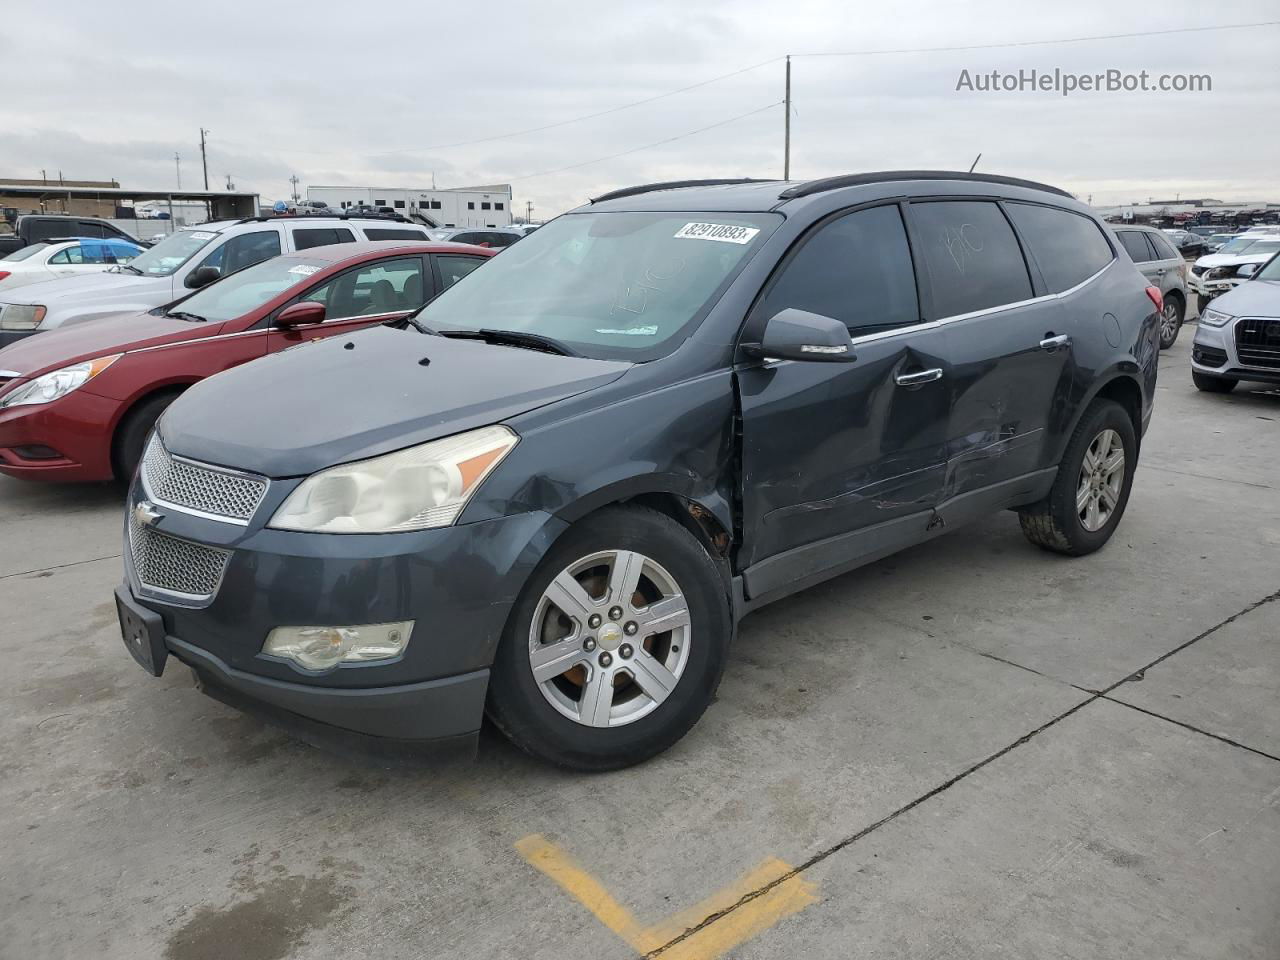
[1217,238,1263,255]
[417,211,780,360]
[171,256,326,323]
[3,243,50,262]
[126,229,220,277]
[1254,252,1280,281]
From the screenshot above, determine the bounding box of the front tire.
[111,391,180,482]
[1018,399,1136,556]
[1159,294,1184,349]
[486,506,730,771]
[1192,371,1238,393]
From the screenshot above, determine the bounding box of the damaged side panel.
[734,323,952,578]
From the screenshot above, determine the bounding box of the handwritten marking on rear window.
[940,224,984,274]
[674,222,761,244]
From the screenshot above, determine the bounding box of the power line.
[507,101,783,182]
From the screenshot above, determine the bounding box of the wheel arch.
[108,381,192,477]
[1061,371,1145,461]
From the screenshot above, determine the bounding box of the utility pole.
[199,128,210,190]
[783,55,791,181]
[289,175,301,203]
[526,200,533,222]
[174,153,182,189]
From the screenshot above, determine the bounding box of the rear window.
[1004,203,1114,294]
[292,227,356,251]
[2,243,50,262]
[910,200,1033,317]
[363,228,429,241]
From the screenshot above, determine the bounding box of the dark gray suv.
[115,172,1160,770]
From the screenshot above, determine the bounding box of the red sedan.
[0,241,493,482]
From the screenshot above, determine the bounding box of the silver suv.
[0,215,433,345]
[1190,251,1280,393]
[1112,225,1188,348]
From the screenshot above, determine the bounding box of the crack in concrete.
[0,553,121,582]
[1096,695,1280,765]
[644,585,1280,958]
[1139,462,1276,491]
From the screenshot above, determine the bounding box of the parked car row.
[1188,229,1280,312]
[0,214,436,346]
[82,171,1161,771]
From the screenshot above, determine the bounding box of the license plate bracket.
[115,586,168,677]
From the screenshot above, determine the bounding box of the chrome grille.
[142,434,267,523]
[128,511,230,600]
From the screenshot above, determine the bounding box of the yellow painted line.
[515,834,818,959]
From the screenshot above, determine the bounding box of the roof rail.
[590,178,777,204]
[234,213,416,225]
[778,170,1074,201]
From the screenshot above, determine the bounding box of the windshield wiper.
[117,263,143,275]
[167,310,208,323]
[384,313,438,335]
[438,328,578,357]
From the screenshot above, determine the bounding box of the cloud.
[1,0,1277,217]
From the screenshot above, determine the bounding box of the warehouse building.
[307,184,513,228]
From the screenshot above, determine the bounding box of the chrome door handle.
[1039,334,1071,351]
[895,367,943,386]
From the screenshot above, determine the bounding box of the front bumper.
[0,387,120,482]
[1191,317,1280,383]
[119,472,567,750]
[1189,274,1244,299]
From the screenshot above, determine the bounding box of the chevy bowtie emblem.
[134,501,163,527]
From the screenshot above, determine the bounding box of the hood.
[0,310,223,377]
[0,270,170,308]
[1207,279,1280,318]
[160,325,632,477]
[1196,250,1278,270]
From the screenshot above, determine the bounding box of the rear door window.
[291,227,355,251]
[1003,203,1114,294]
[756,203,920,337]
[1117,231,1153,263]
[910,200,1032,317]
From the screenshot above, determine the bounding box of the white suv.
[0,216,431,346]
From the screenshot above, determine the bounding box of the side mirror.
[748,308,856,363]
[184,265,221,289]
[276,301,327,328]
[1237,262,1260,278]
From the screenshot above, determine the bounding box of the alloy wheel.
[528,550,692,728]
[1076,428,1125,532]
[1161,301,1180,341]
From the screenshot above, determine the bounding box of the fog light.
[263,621,413,671]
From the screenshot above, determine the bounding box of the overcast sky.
[1,1,1276,218]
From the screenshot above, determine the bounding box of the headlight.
[1199,309,1233,328]
[263,621,413,672]
[0,355,121,408]
[0,304,47,330]
[269,424,518,533]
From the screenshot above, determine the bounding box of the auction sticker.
[190,231,216,240]
[288,264,321,276]
[674,222,760,244]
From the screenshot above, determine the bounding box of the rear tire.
[1018,399,1136,556]
[486,506,730,771]
[1158,293,1184,349]
[111,391,180,482]
[1192,371,1237,393]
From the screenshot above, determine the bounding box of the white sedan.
[0,237,143,293]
